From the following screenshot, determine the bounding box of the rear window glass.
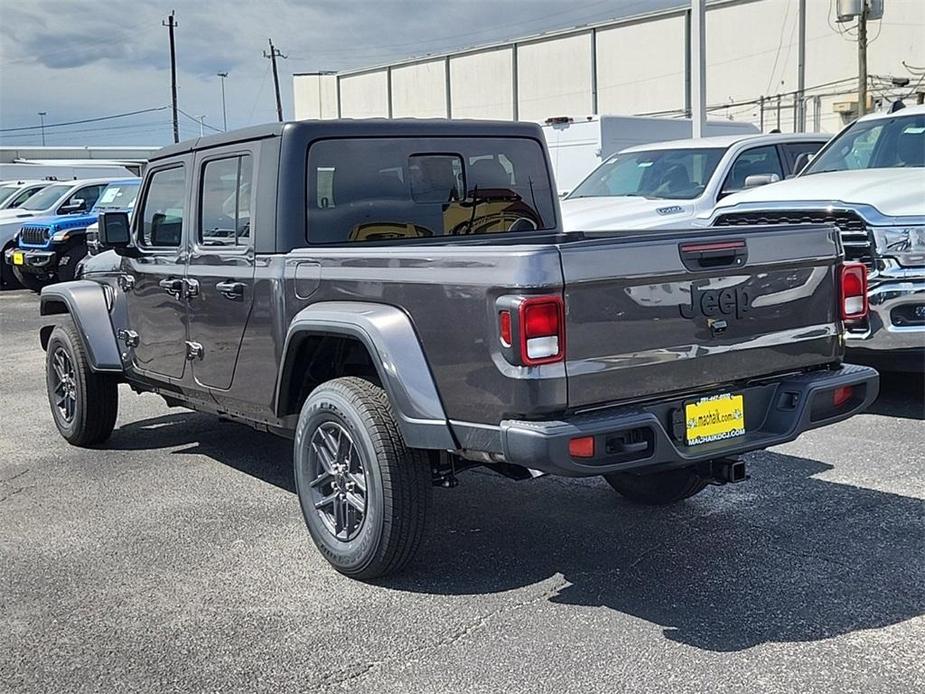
[307,137,556,243]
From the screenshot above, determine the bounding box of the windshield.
[804,113,925,174]
[0,185,19,206]
[19,183,71,211]
[568,148,725,200]
[92,182,140,212]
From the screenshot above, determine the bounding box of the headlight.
[872,226,925,267]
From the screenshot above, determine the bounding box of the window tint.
[199,155,253,247]
[723,145,784,192]
[569,148,725,200]
[66,185,104,212]
[307,137,556,243]
[781,141,824,173]
[139,166,186,248]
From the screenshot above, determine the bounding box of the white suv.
[708,104,925,371]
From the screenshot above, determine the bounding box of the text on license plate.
[685,393,745,446]
[12,251,24,265]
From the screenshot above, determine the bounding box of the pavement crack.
[1,469,30,484]
[0,485,33,503]
[310,575,570,692]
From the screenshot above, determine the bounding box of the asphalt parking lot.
[1,288,923,693]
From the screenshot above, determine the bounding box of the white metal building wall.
[516,33,593,121]
[392,59,447,118]
[595,14,687,116]
[293,0,925,133]
[449,48,515,119]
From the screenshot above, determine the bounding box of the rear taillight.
[497,295,565,366]
[521,298,564,364]
[839,263,868,320]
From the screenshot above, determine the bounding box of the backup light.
[839,263,868,321]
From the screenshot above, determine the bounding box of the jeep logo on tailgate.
[680,285,751,320]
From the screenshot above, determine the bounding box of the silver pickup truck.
[40,120,877,578]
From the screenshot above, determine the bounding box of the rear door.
[185,147,256,390]
[558,226,841,408]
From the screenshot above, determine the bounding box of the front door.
[186,150,256,390]
[121,161,190,380]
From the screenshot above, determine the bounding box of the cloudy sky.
[0,0,680,146]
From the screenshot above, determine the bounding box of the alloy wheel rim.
[51,347,77,423]
[308,421,368,541]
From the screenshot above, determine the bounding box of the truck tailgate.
[559,225,842,409]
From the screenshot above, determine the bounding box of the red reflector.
[569,436,595,458]
[523,300,560,338]
[832,385,853,408]
[840,263,868,320]
[499,310,512,347]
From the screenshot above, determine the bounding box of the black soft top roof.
[150,119,545,162]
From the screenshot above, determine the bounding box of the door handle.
[159,277,184,298]
[216,280,245,300]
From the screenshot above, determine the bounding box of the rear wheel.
[293,377,431,580]
[12,266,49,293]
[604,466,708,505]
[45,320,119,446]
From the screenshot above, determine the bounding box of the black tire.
[293,377,431,580]
[45,320,119,447]
[604,466,708,506]
[1,244,23,290]
[12,265,48,293]
[56,239,88,283]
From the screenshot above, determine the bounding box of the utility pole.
[217,72,228,131]
[38,112,47,146]
[263,39,287,122]
[163,11,180,143]
[796,0,806,131]
[690,0,706,138]
[857,2,869,117]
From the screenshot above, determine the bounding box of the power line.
[0,106,169,133]
[177,107,222,133]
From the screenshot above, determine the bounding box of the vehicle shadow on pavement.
[104,389,924,654]
[396,453,925,652]
[866,371,924,420]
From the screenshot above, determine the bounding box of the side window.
[723,146,784,193]
[782,142,824,173]
[139,166,186,248]
[63,185,103,212]
[199,154,253,247]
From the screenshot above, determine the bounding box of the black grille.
[714,210,873,267]
[20,226,49,245]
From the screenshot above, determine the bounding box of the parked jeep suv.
[5,178,139,291]
[39,120,877,579]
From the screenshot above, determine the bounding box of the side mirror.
[793,151,814,175]
[743,173,781,189]
[97,211,136,255]
[59,198,86,214]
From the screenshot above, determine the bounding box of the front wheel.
[12,265,49,293]
[45,320,119,446]
[293,377,432,580]
[56,240,88,283]
[604,466,708,505]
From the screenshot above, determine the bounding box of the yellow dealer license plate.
[685,393,745,446]
[12,251,24,265]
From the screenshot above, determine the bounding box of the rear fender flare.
[275,301,456,450]
[39,280,122,372]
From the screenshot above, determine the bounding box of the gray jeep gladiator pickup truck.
[40,120,878,579]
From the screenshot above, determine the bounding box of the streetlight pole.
[198,115,206,137]
[38,112,47,146]
[217,72,228,131]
